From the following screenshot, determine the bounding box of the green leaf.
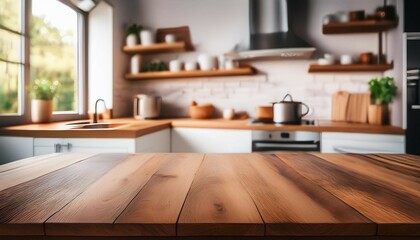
[368,76,397,104]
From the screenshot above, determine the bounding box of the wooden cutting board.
[346,93,370,123]
[332,92,370,123]
[332,91,350,121]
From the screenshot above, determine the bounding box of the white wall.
[88,1,113,112]
[110,0,402,126]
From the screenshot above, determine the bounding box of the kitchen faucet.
[93,99,107,123]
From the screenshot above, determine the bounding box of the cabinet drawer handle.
[54,143,72,153]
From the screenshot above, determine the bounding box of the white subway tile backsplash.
[120,61,369,119]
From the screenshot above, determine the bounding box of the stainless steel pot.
[273,94,309,124]
[133,94,162,119]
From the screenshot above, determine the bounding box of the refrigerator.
[404,33,420,155]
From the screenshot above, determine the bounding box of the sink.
[65,121,127,129]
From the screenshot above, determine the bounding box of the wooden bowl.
[256,106,273,122]
[189,104,214,119]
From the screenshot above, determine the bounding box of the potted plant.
[125,23,142,46]
[29,79,59,123]
[368,76,397,125]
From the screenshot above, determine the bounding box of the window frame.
[0,0,88,127]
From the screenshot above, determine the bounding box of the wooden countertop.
[0,118,404,138]
[0,153,418,239]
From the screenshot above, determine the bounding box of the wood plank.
[230,153,375,236]
[322,20,398,34]
[0,153,128,236]
[308,63,393,73]
[0,153,96,191]
[45,153,169,236]
[373,154,420,170]
[312,153,420,196]
[0,153,58,173]
[115,153,204,236]
[122,42,186,54]
[276,153,420,236]
[178,154,264,236]
[125,67,255,80]
[362,154,419,178]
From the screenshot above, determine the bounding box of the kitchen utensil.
[273,94,310,124]
[130,54,141,74]
[223,108,235,120]
[335,11,349,22]
[256,106,273,122]
[332,91,350,121]
[169,60,182,72]
[349,10,365,21]
[165,34,176,43]
[184,61,197,71]
[189,101,214,119]
[340,54,353,65]
[133,94,162,119]
[225,59,238,70]
[360,52,374,64]
[140,30,154,45]
[197,54,217,71]
[346,93,370,123]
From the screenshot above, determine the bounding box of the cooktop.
[249,119,316,126]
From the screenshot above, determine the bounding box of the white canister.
[165,34,176,43]
[140,30,154,46]
[126,33,138,46]
[340,54,353,65]
[198,54,217,71]
[224,59,238,70]
[223,108,235,120]
[169,60,182,72]
[184,61,197,71]
[130,54,141,74]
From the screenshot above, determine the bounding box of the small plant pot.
[31,99,53,123]
[126,33,138,46]
[368,104,389,125]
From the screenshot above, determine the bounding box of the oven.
[251,130,320,152]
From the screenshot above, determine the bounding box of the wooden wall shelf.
[125,67,255,80]
[323,20,398,34]
[122,42,187,54]
[308,63,393,73]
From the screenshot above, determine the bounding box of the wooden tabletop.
[0,153,418,239]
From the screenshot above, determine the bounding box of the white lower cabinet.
[171,128,252,153]
[33,128,171,155]
[321,132,405,154]
[0,137,34,164]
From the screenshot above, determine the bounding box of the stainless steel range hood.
[225,0,315,60]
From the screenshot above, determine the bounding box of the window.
[0,0,86,124]
[0,0,22,115]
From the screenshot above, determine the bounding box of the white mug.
[140,30,154,45]
[130,54,141,74]
[340,54,353,65]
[165,34,176,43]
[184,61,197,71]
[169,60,182,72]
[225,59,238,70]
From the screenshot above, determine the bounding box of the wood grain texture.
[308,63,393,73]
[230,153,374,236]
[115,153,204,236]
[0,119,404,138]
[0,153,128,236]
[0,153,96,191]
[322,20,398,34]
[276,152,420,236]
[178,154,264,236]
[45,153,167,236]
[125,68,255,80]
